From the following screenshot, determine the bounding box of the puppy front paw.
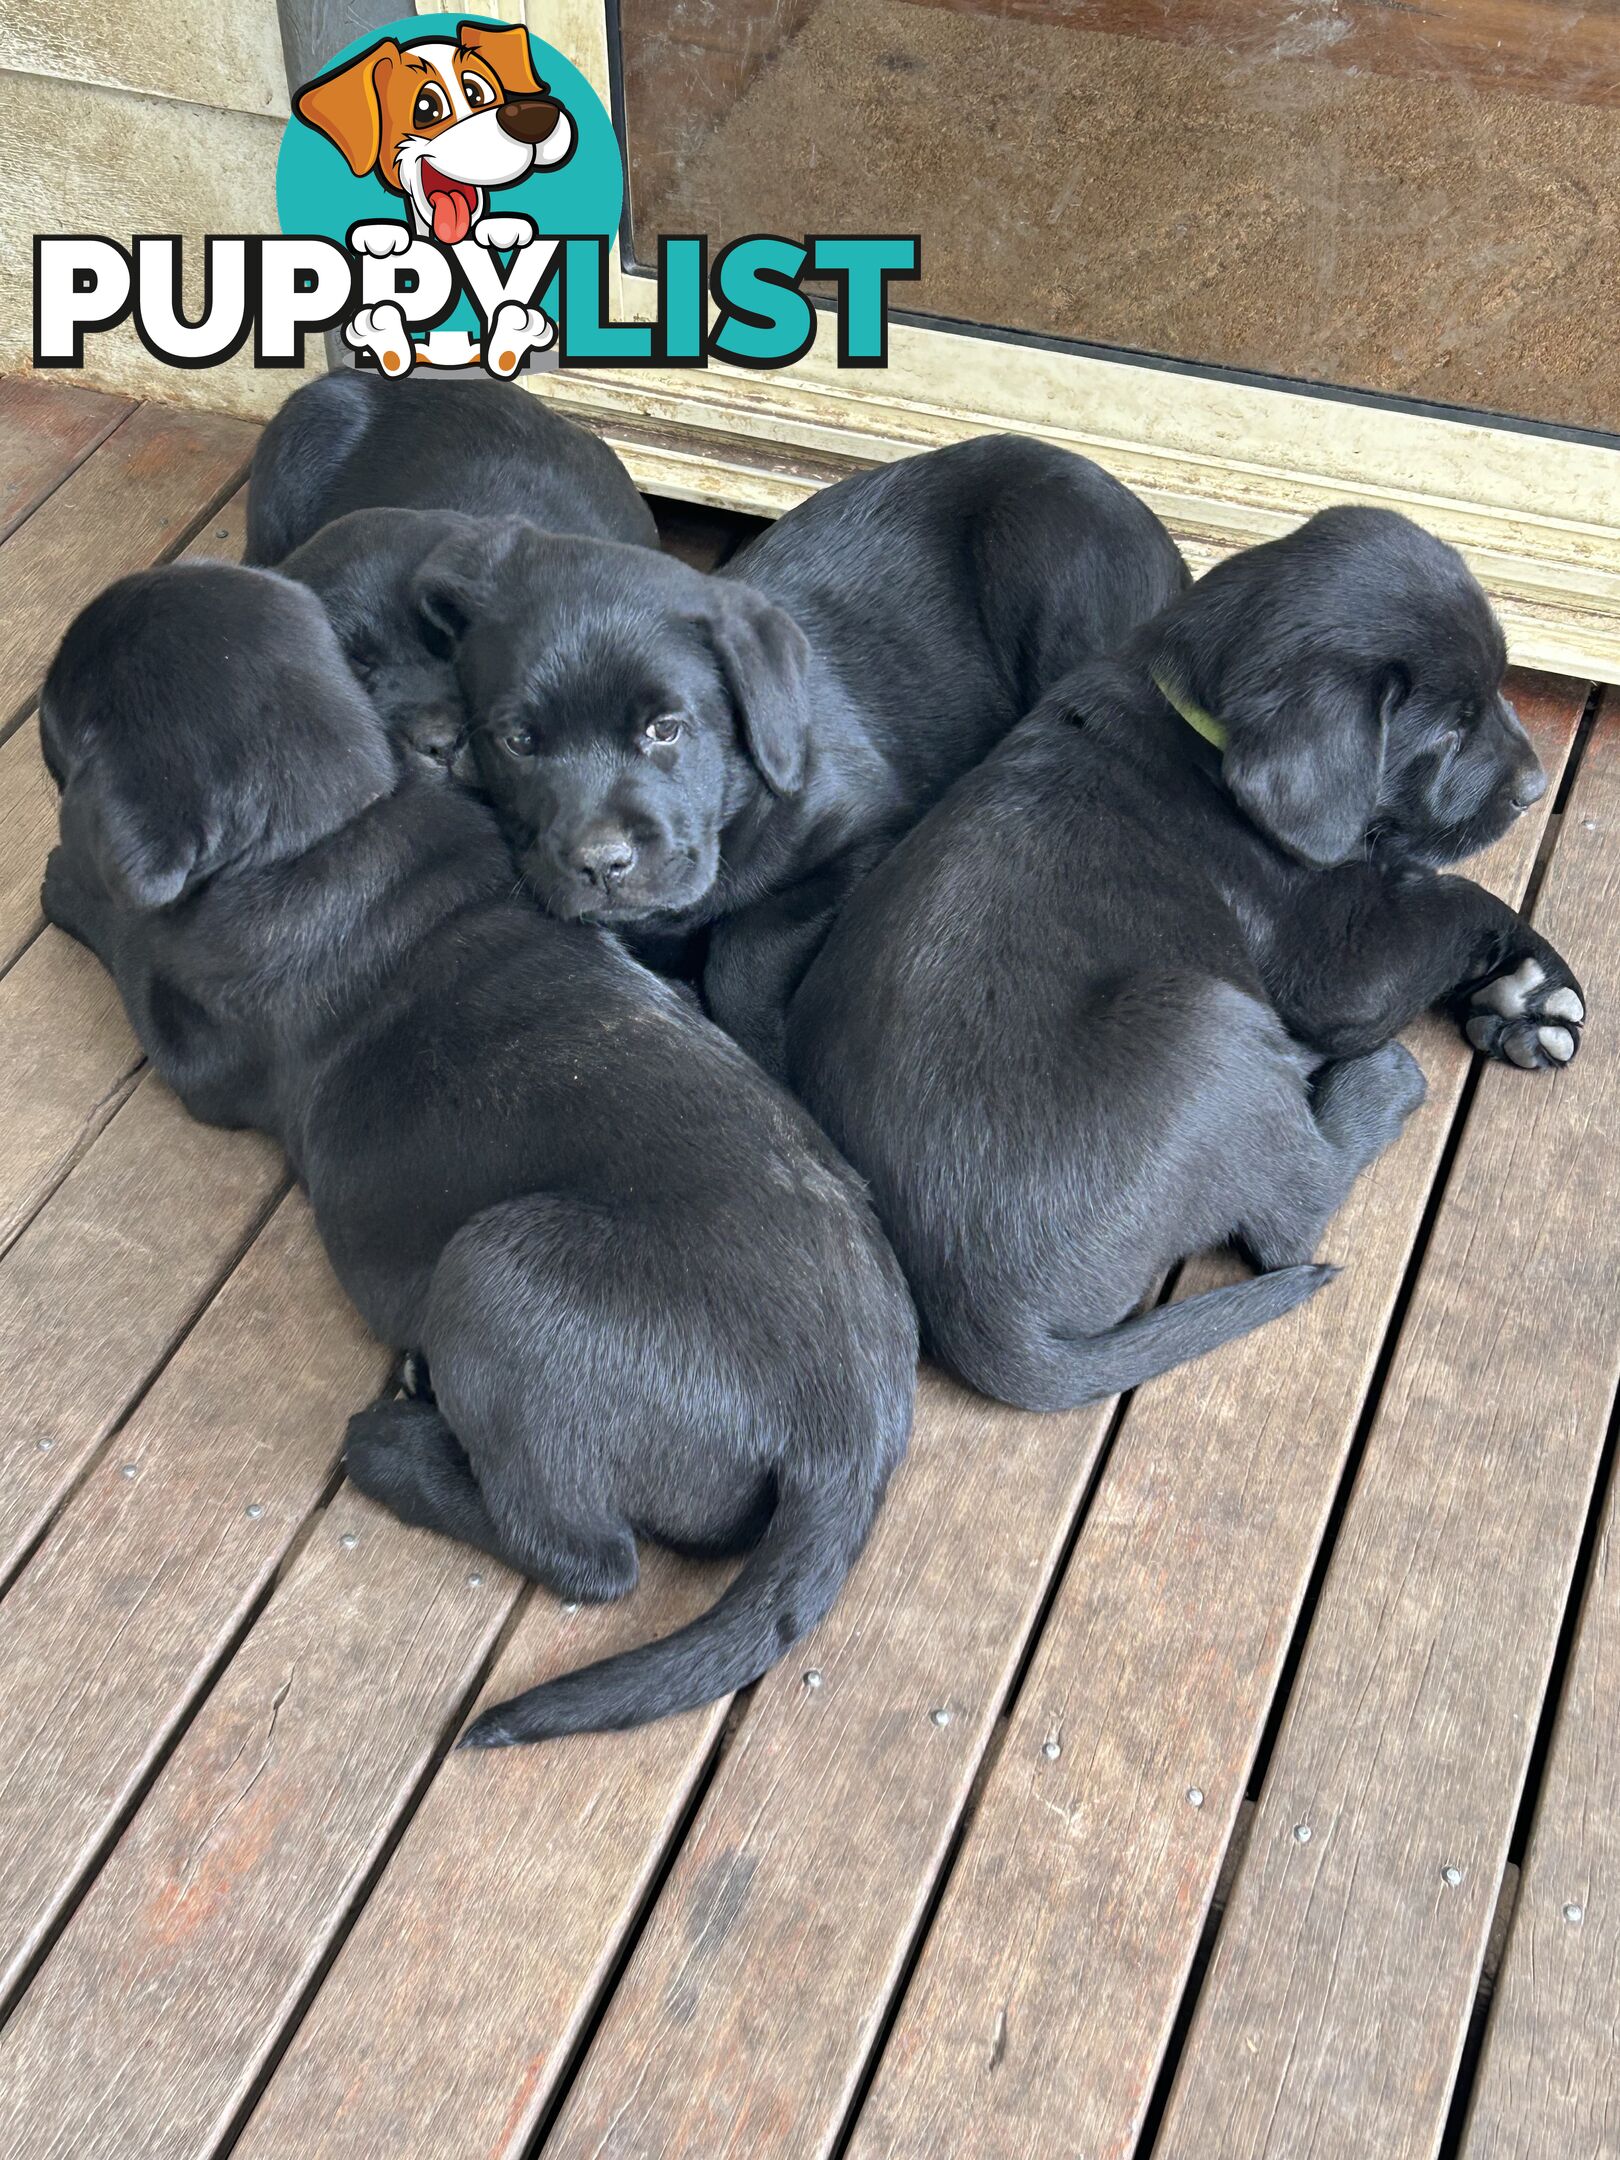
[1464,955,1584,1070]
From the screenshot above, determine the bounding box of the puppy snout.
[1512,761,1548,813]
[496,94,563,144]
[569,829,637,889]
[412,711,465,765]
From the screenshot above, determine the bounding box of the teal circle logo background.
[275,14,622,333]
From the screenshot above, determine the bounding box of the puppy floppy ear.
[456,20,546,96]
[699,585,812,798]
[294,41,400,177]
[1220,672,1391,869]
[413,516,534,652]
[61,761,206,911]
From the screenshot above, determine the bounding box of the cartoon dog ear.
[700,585,813,798]
[457,21,547,96]
[294,40,401,177]
[413,516,534,651]
[1219,673,1392,869]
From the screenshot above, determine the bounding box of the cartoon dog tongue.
[426,175,472,245]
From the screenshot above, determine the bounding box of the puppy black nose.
[569,832,636,888]
[496,94,563,144]
[412,713,464,765]
[1513,763,1548,812]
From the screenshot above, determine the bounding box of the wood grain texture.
[0,930,143,1253]
[0,1075,283,1585]
[1460,1485,1620,2154]
[537,1364,1120,2159]
[0,721,62,971]
[0,401,254,739]
[0,1195,389,2007]
[0,1480,515,2160]
[232,1552,734,2160]
[1152,696,1620,2159]
[0,377,133,543]
[844,677,1582,2160]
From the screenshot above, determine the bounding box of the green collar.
[1151,670,1227,753]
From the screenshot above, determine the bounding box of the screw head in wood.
[561,1601,580,1616]
[1187,1787,1205,1808]
[803,1668,823,1690]
[245,1503,264,1520]
[339,1530,358,1548]
[1563,1902,1585,1925]
[120,1463,138,1479]
[1293,1823,1312,1844]
[930,1706,953,1727]
[1041,1737,1062,1761]
[36,1437,53,1452]
[467,1572,483,1588]
[1441,1865,1463,1888]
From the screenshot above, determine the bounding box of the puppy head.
[1147,506,1542,870]
[41,563,397,911]
[294,26,573,244]
[281,507,485,782]
[414,521,812,925]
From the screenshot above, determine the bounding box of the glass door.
[540,0,1620,676]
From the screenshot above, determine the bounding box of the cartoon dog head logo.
[294,21,574,247]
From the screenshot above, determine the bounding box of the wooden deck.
[0,371,1616,2160]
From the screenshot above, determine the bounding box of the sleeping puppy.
[786,506,1583,1411]
[39,563,916,1745]
[411,433,1188,1069]
[245,370,656,563]
[279,505,488,778]
[248,371,657,774]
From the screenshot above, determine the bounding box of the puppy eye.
[502,729,538,757]
[643,715,683,747]
[412,86,448,128]
[461,73,495,108]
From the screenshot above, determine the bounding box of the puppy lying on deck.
[246,371,657,773]
[39,564,916,1746]
[787,507,1585,1412]
[419,434,1188,1071]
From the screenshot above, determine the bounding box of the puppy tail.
[458,1460,881,1749]
[968,1263,1335,1412]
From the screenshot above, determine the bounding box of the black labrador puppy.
[787,507,1583,1411]
[410,433,1189,1069]
[247,372,657,773]
[39,562,916,1746]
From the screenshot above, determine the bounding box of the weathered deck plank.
[0,377,133,544]
[0,931,143,1253]
[1152,697,1620,2159]
[843,678,1582,2160]
[231,1556,732,2160]
[1460,1477,1620,2155]
[0,1076,283,1586]
[0,1484,517,2160]
[0,722,60,973]
[0,403,254,740]
[0,1196,388,2009]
